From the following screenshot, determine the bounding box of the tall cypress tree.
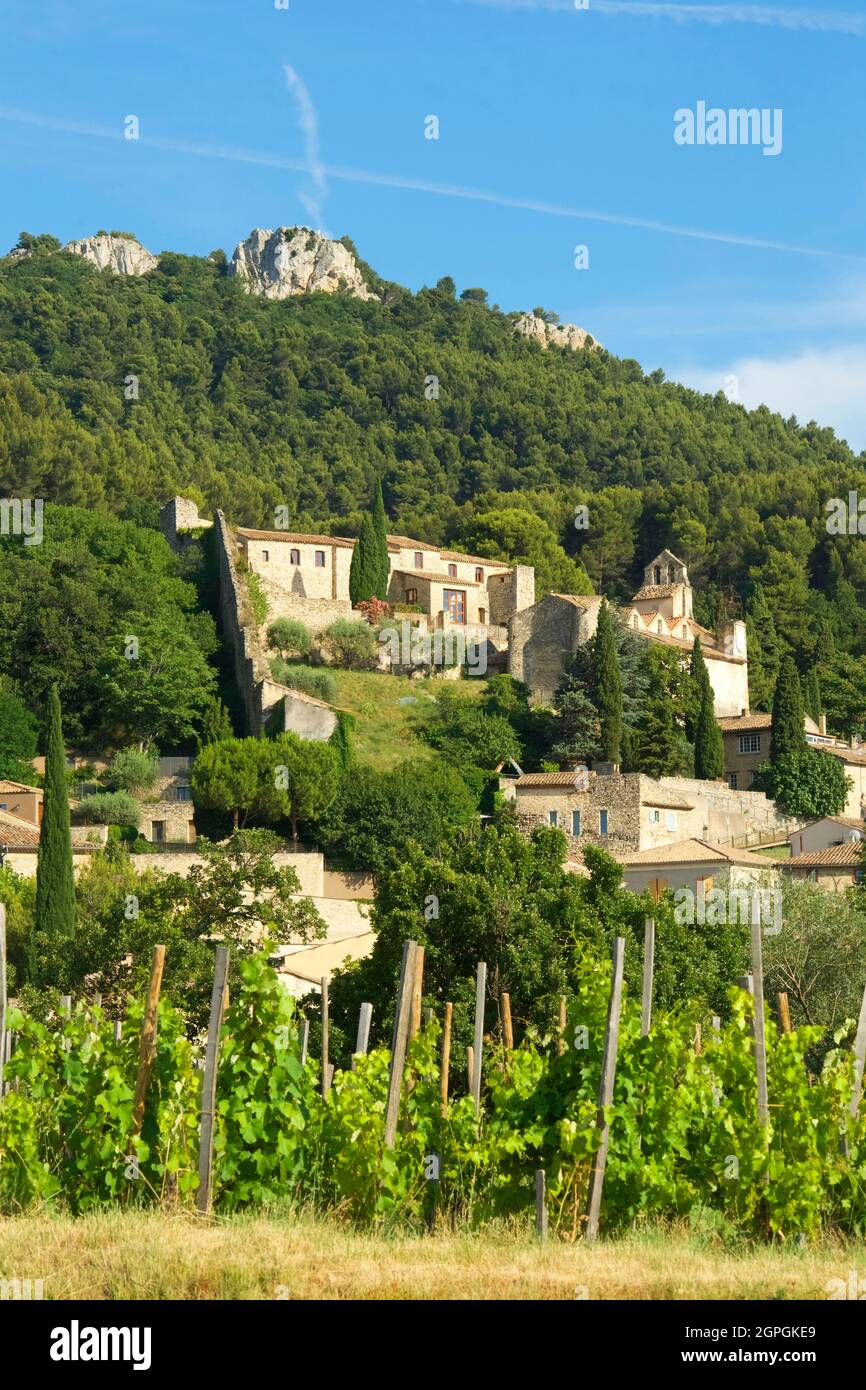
[371,479,391,600]
[593,600,623,765]
[695,672,728,783]
[770,656,807,764]
[745,585,782,712]
[349,513,380,605]
[33,685,74,982]
[804,666,822,725]
[634,656,679,778]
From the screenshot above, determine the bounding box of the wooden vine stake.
[440,1001,453,1117]
[501,992,514,1057]
[130,945,166,1141]
[321,976,331,1098]
[466,1045,475,1093]
[0,904,7,1099]
[749,904,770,1132]
[557,996,567,1056]
[842,978,866,1156]
[300,1018,309,1066]
[471,961,487,1113]
[777,992,792,1034]
[196,946,230,1216]
[585,936,626,1242]
[384,940,418,1147]
[353,1002,373,1068]
[535,1168,548,1240]
[641,917,655,1037]
[408,946,425,1043]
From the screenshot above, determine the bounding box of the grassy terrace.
[329,670,485,771]
[1,1212,861,1300]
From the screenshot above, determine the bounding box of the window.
[475,567,483,582]
[738,734,761,755]
[151,820,166,844]
[290,548,300,564]
[633,614,639,629]
[649,809,660,824]
[262,549,269,562]
[571,810,581,836]
[728,773,738,790]
[549,810,558,827]
[176,784,192,802]
[598,809,609,836]
[0,803,6,811]
[479,608,486,624]
[315,550,325,567]
[448,562,457,578]
[682,625,688,638]
[654,566,661,584]
[649,877,668,902]
[406,587,418,604]
[657,620,663,634]
[666,811,677,832]
[668,565,676,583]
[443,589,466,623]
[414,551,423,569]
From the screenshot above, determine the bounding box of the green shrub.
[266,617,312,662]
[75,792,141,829]
[321,619,379,670]
[271,661,336,703]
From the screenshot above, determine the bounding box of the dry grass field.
[1,1211,862,1300]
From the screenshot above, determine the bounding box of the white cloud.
[676,346,866,451]
[283,64,328,233]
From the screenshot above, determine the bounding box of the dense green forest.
[2,231,866,729]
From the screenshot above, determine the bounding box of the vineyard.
[2,928,866,1243]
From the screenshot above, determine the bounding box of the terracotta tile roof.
[0,779,42,794]
[391,568,481,588]
[549,593,596,610]
[828,745,866,767]
[618,838,774,867]
[237,528,360,549]
[0,807,41,848]
[516,772,589,788]
[439,550,509,569]
[718,713,771,731]
[632,585,679,601]
[786,844,863,869]
[811,816,866,832]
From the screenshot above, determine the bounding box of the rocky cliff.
[513,312,599,352]
[230,227,377,301]
[63,233,159,276]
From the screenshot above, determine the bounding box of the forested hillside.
[2,232,866,716]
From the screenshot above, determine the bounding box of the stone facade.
[510,771,697,857]
[137,757,196,845]
[720,712,866,818]
[234,526,533,643]
[790,817,866,857]
[159,497,213,551]
[508,550,749,717]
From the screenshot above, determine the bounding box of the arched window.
[633,614,639,629]
[657,619,663,634]
[653,565,662,585]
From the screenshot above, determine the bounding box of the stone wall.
[508,594,595,700]
[283,690,338,741]
[129,847,326,895]
[657,777,800,843]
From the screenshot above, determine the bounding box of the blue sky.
[1,0,865,448]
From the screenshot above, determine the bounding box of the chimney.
[819,713,827,736]
[740,708,748,718]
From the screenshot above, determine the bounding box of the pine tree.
[371,479,391,600]
[33,685,74,982]
[686,636,711,742]
[804,666,822,725]
[770,656,807,764]
[593,600,623,765]
[349,513,382,605]
[745,585,782,712]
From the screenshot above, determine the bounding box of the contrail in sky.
[460,0,866,35]
[282,64,329,232]
[0,104,863,263]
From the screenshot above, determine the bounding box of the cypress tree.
[770,656,807,764]
[745,585,782,712]
[634,656,679,778]
[593,600,623,765]
[804,666,822,725]
[349,513,381,605]
[33,685,75,982]
[694,669,725,779]
[371,479,391,600]
[687,636,711,742]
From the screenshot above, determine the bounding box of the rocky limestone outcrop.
[63,233,159,276]
[230,227,377,301]
[513,312,599,352]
